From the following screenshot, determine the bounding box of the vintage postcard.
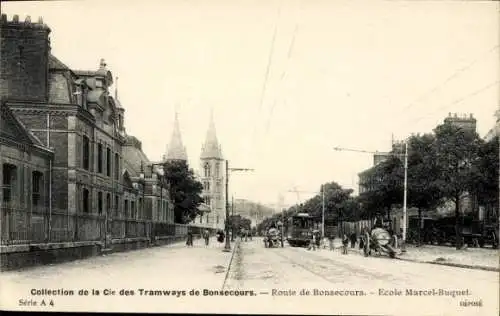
[0,0,498,315]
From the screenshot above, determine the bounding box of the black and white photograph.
[0,0,498,315]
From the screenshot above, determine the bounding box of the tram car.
[285,213,314,247]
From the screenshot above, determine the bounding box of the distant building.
[199,111,225,230]
[484,108,500,142]
[358,140,404,194]
[443,112,477,132]
[163,112,188,162]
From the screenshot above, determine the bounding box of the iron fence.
[1,204,221,246]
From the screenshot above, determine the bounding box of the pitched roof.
[200,109,223,160]
[165,112,188,161]
[48,54,70,71]
[122,137,150,177]
[1,103,52,153]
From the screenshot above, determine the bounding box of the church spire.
[201,109,223,160]
[165,111,188,161]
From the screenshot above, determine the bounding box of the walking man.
[203,229,210,246]
[342,233,349,254]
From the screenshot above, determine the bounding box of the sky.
[3,0,499,208]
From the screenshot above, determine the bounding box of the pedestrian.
[328,234,335,251]
[342,234,349,254]
[308,230,317,251]
[203,229,210,246]
[350,232,357,248]
[359,231,365,250]
[186,231,193,247]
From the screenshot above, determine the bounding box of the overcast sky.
[3,0,499,208]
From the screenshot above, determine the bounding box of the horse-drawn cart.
[264,227,283,248]
[363,228,397,258]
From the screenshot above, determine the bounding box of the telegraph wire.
[409,80,499,126]
[397,44,499,115]
[248,0,283,163]
[264,22,299,135]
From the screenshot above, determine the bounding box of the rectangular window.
[124,199,129,218]
[114,153,120,180]
[82,136,90,170]
[98,192,103,214]
[82,188,90,213]
[97,143,103,173]
[115,195,119,217]
[106,193,111,214]
[2,164,16,203]
[32,171,43,207]
[106,148,111,177]
[131,201,136,219]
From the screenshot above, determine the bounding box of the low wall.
[1,242,101,272]
[0,224,214,271]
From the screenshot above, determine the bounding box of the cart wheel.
[363,233,370,257]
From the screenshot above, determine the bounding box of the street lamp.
[223,160,254,252]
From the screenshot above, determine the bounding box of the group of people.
[185,229,226,247]
[307,231,364,255]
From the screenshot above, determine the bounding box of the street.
[1,237,498,315]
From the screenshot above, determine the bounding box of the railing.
[1,204,219,246]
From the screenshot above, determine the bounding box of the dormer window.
[73,86,83,106]
[96,80,103,88]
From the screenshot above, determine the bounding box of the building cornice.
[0,135,54,157]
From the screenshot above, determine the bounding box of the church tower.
[164,112,188,162]
[199,110,225,229]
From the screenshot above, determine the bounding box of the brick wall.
[52,168,68,210]
[0,16,50,102]
[48,73,71,104]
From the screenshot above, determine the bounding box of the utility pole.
[224,161,230,252]
[322,185,325,239]
[402,141,408,252]
[223,160,254,252]
[231,195,235,242]
[334,143,409,244]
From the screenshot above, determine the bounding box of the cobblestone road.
[1,237,498,315]
[224,239,499,315]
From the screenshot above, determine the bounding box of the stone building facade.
[199,111,225,230]
[0,14,175,258]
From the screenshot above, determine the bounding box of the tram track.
[271,246,404,285]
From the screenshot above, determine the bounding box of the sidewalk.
[328,239,499,272]
[396,244,499,272]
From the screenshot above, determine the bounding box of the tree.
[163,160,204,224]
[358,156,404,222]
[472,136,499,216]
[433,123,482,249]
[406,133,444,244]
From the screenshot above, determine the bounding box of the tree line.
[257,121,499,249]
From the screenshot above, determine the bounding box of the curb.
[345,247,499,272]
[221,239,240,290]
[397,257,500,272]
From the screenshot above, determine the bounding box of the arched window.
[204,162,211,177]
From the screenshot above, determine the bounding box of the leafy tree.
[472,136,499,216]
[358,156,404,221]
[433,122,482,249]
[406,133,444,244]
[162,160,203,224]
